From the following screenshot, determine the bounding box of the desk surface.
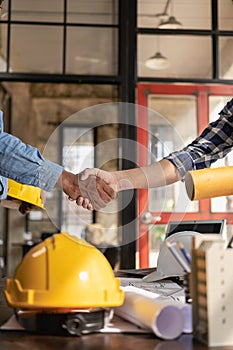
[0,330,232,350]
[0,306,232,350]
[1,276,232,350]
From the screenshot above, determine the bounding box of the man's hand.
[18,201,35,214]
[58,169,116,211]
[80,168,117,190]
[76,168,118,209]
[77,173,116,210]
[19,190,46,214]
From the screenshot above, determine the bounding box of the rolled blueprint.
[185,166,233,201]
[114,287,184,340]
[157,296,192,334]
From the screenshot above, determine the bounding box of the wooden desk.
[0,304,188,350]
[0,330,232,350]
[1,277,232,350]
[0,305,232,350]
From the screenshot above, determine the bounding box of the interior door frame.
[137,83,233,267]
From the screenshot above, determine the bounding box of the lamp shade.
[158,16,182,29]
[145,51,170,70]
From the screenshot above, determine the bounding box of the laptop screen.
[165,219,226,238]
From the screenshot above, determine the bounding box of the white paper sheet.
[120,277,185,300]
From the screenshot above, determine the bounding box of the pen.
[165,241,191,273]
[227,235,233,248]
[177,242,191,264]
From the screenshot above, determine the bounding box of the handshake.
[76,168,118,211]
[62,168,121,211]
[61,165,148,211]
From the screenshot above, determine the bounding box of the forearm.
[0,132,63,191]
[112,159,181,191]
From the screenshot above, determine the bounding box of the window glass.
[11,0,64,22]
[0,24,7,72]
[218,0,233,30]
[10,25,63,73]
[0,0,8,20]
[62,127,94,236]
[149,224,166,267]
[138,35,212,79]
[67,0,118,25]
[209,96,233,213]
[138,0,211,30]
[219,37,233,80]
[148,95,198,213]
[225,224,233,245]
[66,27,118,75]
[31,84,119,240]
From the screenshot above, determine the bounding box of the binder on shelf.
[191,236,233,347]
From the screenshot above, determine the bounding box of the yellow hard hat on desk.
[4,232,124,310]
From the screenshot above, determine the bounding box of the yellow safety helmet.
[7,179,44,209]
[5,232,124,310]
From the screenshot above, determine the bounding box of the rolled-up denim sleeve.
[0,132,63,192]
[39,159,64,191]
[0,176,8,199]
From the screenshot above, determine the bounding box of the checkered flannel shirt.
[165,98,233,178]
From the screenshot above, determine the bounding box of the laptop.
[143,219,226,282]
[165,219,226,240]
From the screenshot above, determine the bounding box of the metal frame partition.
[0,0,138,269]
[137,83,233,268]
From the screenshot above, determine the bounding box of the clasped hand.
[76,168,117,211]
[58,169,117,211]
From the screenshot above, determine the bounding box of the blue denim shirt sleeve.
[0,176,8,199]
[0,111,63,193]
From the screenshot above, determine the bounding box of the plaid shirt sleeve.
[165,98,233,178]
